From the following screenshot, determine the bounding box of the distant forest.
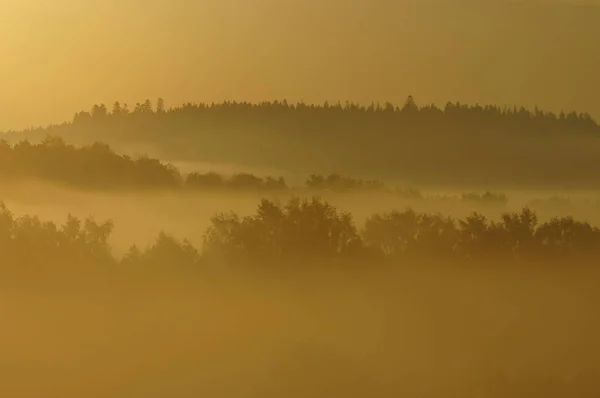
[1,197,599,272]
[3,97,600,189]
[0,137,421,189]
[0,136,379,191]
[0,137,522,207]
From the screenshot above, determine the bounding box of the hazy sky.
[1,0,599,130]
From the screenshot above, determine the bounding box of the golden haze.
[1,0,600,130]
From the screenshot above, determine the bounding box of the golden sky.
[1,0,599,130]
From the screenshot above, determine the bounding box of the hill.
[2,97,600,189]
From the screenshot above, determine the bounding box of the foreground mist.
[2,261,599,397]
[1,195,600,397]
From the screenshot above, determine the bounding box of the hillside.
[2,97,600,189]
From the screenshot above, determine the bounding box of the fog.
[1,256,599,397]
[2,177,600,396]
[3,0,600,394]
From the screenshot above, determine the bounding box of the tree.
[91,104,108,118]
[112,101,124,116]
[362,209,419,258]
[401,95,418,113]
[203,197,363,261]
[156,98,165,113]
[141,99,153,113]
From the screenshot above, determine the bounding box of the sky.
[1,0,599,130]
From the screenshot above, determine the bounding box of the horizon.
[2,95,597,133]
[2,0,600,131]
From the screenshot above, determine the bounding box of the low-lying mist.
[1,182,600,396]
[2,260,599,398]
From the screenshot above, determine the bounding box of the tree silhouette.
[401,95,418,113]
[203,197,362,263]
[1,195,600,272]
[4,97,599,189]
[156,98,165,114]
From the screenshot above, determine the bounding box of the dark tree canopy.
[3,197,598,274]
[3,97,600,189]
[0,138,288,191]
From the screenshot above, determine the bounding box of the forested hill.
[3,97,600,189]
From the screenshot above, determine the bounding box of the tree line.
[3,137,599,216]
[4,137,599,215]
[0,136,286,191]
[0,137,505,202]
[3,97,600,189]
[204,197,600,264]
[2,197,599,272]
